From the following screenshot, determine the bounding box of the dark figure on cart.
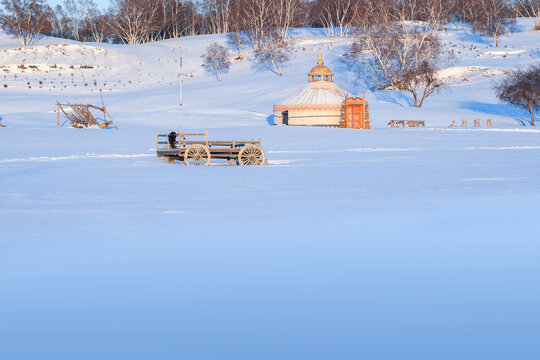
[168,132,177,149]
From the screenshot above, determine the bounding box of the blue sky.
[48,0,110,10]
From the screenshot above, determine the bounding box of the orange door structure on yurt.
[340,94,370,129]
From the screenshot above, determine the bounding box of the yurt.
[273,55,347,126]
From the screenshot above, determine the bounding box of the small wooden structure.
[156,131,267,166]
[451,119,493,128]
[56,103,117,129]
[388,120,425,128]
[340,94,370,129]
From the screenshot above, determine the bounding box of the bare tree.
[418,0,457,31]
[0,0,52,46]
[456,0,515,46]
[400,55,447,108]
[254,32,291,76]
[204,0,231,34]
[107,0,160,44]
[388,0,422,23]
[224,0,303,53]
[273,0,302,40]
[349,22,449,107]
[239,0,273,50]
[297,0,315,28]
[313,0,358,37]
[162,0,194,38]
[84,10,110,42]
[202,42,231,81]
[185,1,205,36]
[482,0,515,46]
[455,0,484,32]
[49,4,72,39]
[495,64,540,126]
[514,0,540,30]
[63,0,80,40]
[74,0,101,41]
[227,32,246,59]
[227,1,246,59]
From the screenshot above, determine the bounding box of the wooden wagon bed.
[156,131,267,166]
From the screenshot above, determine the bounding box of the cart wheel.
[238,145,266,165]
[172,157,184,165]
[185,144,211,166]
[227,158,239,166]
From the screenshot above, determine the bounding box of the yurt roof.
[280,82,347,105]
[308,64,334,77]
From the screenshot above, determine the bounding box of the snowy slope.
[0,21,538,129]
[1,21,540,360]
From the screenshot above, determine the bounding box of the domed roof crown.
[308,54,334,82]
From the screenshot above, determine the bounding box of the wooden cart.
[156,131,267,166]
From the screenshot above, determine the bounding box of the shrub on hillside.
[254,32,291,76]
[494,63,540,126]
[202,42,231,82]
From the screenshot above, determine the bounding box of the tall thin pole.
[100,89,106,125]
[179,56,183,135]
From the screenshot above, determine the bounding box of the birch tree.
[204,0,231,34]
[313,0,358,37]
[481,0,515,47]
[456,0,515,46]
[63,0,80,40]
[107,0,160,44]
[273,0,301,40]
[419,0,456,31]
[254,31,291,76]
[84,10,110,42]
[514,0,540,30]
[164,0,195,38]
[0,0,52,46]
[239,0,273,50]
[50,4,71,39]
[349,21,449,107]
[202,42,231,81]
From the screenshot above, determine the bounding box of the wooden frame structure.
[57,102,117,129]
[156,131,267,166]
[388,120,425,128]
[450,119,493,128]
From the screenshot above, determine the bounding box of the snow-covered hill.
[0,20,539,128]
[1,21,540,360]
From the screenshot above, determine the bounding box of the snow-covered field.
[1,21,539,359]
